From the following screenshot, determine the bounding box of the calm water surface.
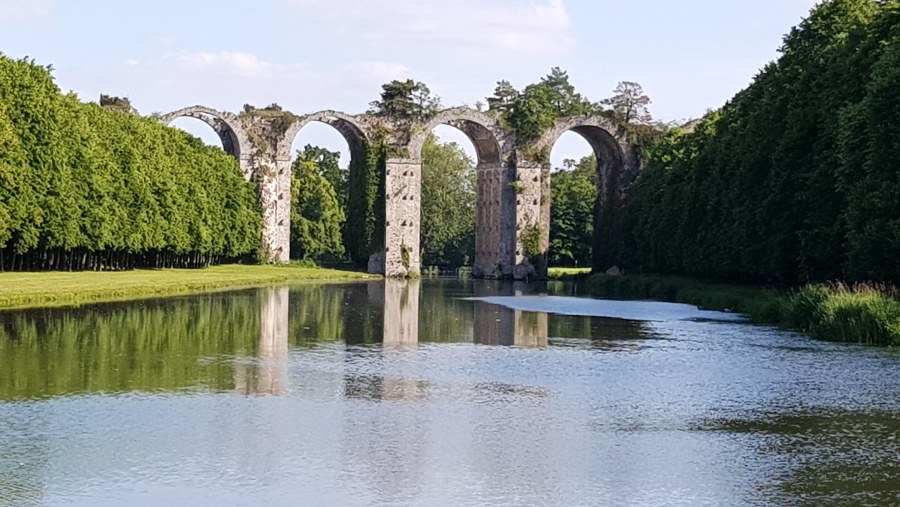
[1,279,899,506]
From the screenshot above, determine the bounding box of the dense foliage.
[618,0,900,285]
[345,140,385,266]
[420,134,476,267]
[487,68,600,145]
[290,147,346,261]
[0,54,260,271]
[368,79,441,120]
[550,156,596,267]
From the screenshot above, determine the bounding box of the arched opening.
[420,125,479,273]
[161,107,243,161]
[281,114,369,266]
[543,123,625,275]
[548,131,596,270]
[413,111,505,278]
[169,117,225,149]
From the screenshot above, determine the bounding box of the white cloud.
[286,0,574,58]
[0,0,54,21]
[59,51,417,116]
[169,51,276,77]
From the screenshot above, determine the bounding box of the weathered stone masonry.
[160,106,640,279]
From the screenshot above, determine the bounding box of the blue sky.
[0,0,819,166]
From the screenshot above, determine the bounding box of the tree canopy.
[0,54,260,271]
[614,0,900,285]
[487,67,600,144]
[368,79,442,120]
[290,148,346,261]
[550,156,596,267]
[420,134,476,267]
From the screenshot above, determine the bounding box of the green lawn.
[0,264,378,310]
[548,267,592,278]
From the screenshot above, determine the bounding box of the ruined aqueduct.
[158,106,641,279]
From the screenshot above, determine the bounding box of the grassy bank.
[548,267,591,278]
[0,264,378,310]
[583,274,900,346]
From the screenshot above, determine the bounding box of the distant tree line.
[613,0,900,285]
[0,54,260,271]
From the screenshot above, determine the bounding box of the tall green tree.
[290,157,346,261]
[0,53,261,271]
[550,156,596,267]
[616,0,900,285]
[420,134,476,267]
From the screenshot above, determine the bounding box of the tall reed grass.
[788,283,900,346]
[585,275,900,346]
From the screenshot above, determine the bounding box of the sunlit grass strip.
[0,264,378,310]
[548,267,592,278]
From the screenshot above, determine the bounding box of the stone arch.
[410,107,505,164]
[536,116,626,184]
[528,116,630,276]
[160,106,249,168]
[407,107,512,278]
[277,111,369,162]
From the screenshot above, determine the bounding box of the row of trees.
[0,54,261,271]
[615,0,900,284]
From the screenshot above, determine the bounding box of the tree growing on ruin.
[602,81,652,125]
[368,79,441,120]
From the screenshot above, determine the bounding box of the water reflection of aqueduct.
[159,106,641,279]
[234,280,549,396]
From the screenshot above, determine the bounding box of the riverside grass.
[582,274,900,346]
[0,264,378,310]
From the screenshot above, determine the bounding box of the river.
[1,279,898,506]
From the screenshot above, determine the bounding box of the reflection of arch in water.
[160,106,250,173]
[234,287,289,395]
[409,108,515,278]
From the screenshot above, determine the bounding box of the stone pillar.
[475,161,518,278]
[255,158,292,264]
[512,160,547,279]
[384,157,421,278]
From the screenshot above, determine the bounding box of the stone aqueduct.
[158,106,641,279]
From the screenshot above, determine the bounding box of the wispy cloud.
[0,0,54,22]
[61,50,416,115]
[285,0,574,58]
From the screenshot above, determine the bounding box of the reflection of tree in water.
[703,410,900,505]
[418,278,476,343]
[289,283,358,346]
[0,293,261,400]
